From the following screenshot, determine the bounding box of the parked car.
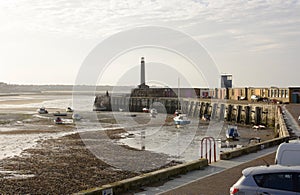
[275,140,300,166]
[230,165,300,195]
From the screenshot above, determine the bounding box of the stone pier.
[99,96,277,127]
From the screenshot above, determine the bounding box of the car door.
[255,173,298,195]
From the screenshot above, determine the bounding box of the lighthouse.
[139,57,149,89]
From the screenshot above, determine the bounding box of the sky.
[0,0,300,88]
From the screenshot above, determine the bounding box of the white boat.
[72,113,81,120]
[37,107,48,114]
[173,114,191,125]
[142,107,149,113]
[150,108,158,118]
[174,109,182,116]
[173,78,190,126]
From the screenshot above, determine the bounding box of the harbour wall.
[108,96,277,127]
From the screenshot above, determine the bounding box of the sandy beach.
[0,94,277,194]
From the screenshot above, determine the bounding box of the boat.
[252,125,266,130]
[142,107,149,113]
[93,106,107,111]
[53,111,67,116]
[174,109,182,116]
[54,117,63,124]
[37,107,48,114]
[72,113,81,120]
[226,125,240,140]
[150,108,158,118]
[66,107,74,112]
[173,114,191,125]
[173,78,191,126]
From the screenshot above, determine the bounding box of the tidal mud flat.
[0,94,276,194]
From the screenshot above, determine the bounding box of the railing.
[200,137,217,164]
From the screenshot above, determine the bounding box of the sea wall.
[77,158,208,195]
[105,96,277,127]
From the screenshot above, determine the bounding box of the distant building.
[221,74,232,88]
[289,87,300,103]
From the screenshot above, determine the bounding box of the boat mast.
[177,77,180,110]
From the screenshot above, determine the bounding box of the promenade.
[135,147,277,195]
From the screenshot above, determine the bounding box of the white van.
[275,140,300,166]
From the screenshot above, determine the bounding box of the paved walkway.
[135,146,277,195]
[282,105,300,137]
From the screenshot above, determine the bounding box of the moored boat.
[226,125,239,140]
[53,111,67,116]
[37,107,48,114]
[54,117,63,124]
[173,114,191,125]
[150,108,158,118]
[72,113,81,120]
[66,107,74,112]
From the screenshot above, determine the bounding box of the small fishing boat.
[173,114,191,125]
[174,109,182,116]
[226,125,240,140]
[142,107,149,113]
[54,117,63,124]
[150,108,158,118]
[93,107,107,111]
[37,107,48,114]
[173,78,190,126]
[72,113,81,120]
[66,107,74,112]
[53,111,67,116]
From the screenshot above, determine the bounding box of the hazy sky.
[0,0,299,87]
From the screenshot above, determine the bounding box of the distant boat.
[37,107,48,114]
[93,107,107,111]
[150,108,158,118]
[72,113,81,120]
[142,107,149,113]
[226,125,239,140]
[53,111,67,116]
[54,117,63,124]
[173,114,191,125]
[252,125,266,130]
[66,107,74,112]
[173,78,190,126]
[174,109,182,116]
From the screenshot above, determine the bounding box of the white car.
[230,165,300,195]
